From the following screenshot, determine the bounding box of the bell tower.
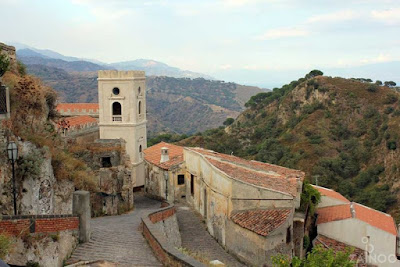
[98,70,147,186]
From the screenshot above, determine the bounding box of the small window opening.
[138,87,141,95]
[286,227,291,243]
[112,102,122,115]
[101,157,112,168]
[138,101,142,115]
[112,87,120,95]
[139,145,143,159]
[178,174,185,185]
[190,174,194,195]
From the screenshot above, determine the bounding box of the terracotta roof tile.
[314,235,366,265]
[144,142,184,170]
[189,147,304,180]
[353,203,397,236]
[56,103,99,113]
[187,147,302,196]
[58,115,97,128]
[312,185,350,203]
[316,204,352,225]
[317,202,397,236]
[231,209,292,236]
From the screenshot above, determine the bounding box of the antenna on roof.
[231,151,234,155]
[313,175,320,186]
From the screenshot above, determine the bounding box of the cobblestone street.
[66,195,162,266]
[176,204,245,267]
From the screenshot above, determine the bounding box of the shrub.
[367,84,378,92]
[17,149,45,180]
[17,61,26,76]
[384,93,398,104]
[299,182,321,214]
[0,49,10,77]
[384,106,394,114]
[271,245,354,267]
[387,140,397,150]
[223,117,234,126]
[305,70,323,79]
[0,234,12,259]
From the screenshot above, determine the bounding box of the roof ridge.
[352,202,393,217]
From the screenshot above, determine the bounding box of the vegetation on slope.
[1,71,96,191]
[25,64,262,135]
[179,71,400,220]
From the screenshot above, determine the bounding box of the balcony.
[112,116,122,122]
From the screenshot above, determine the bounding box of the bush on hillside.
[0,49,10,77]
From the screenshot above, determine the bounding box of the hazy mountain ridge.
[23,59,262,135]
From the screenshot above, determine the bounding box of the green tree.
[384,81,397,87]
[305,70,324,79]
[0,49,10,77]
[17,60,27,76]
[375,80,383,86]
[223,117,234,126]
[271,245,355,267]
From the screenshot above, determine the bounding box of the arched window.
[139,145,142,159]
[138,101,142,115]
[112,102,121,115]
[138,87,141,95]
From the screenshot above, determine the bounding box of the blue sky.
[1,0,400,87]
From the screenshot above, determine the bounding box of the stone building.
[98,70,147,187]
[144,142,305,266]
[313,185,400,267]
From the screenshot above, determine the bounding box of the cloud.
[307,10,358,24]
[255,27,309,40]
[371,8,400,25]
[361,53,392,64]
[220,64,233,70]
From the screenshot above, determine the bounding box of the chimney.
[160,147,169,163]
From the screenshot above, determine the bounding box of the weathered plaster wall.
[318,219,399,267]
[318,196,349,208]
[225,218,293,267]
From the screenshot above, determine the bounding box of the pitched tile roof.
[316,204,352,225]
[186,147,303,196]
[56,103,99,113]
[317,202,397,235]
[231,209,292,236]
[144,142,184,170]
[312,185,350,203]
[314,235,366,265]
[57,115,97,128]
[353,203,397,236]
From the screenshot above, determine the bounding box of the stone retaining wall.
[0,214,79,236]
[142,205,205,267]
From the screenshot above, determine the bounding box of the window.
[138,86,141,95]
[177,175,185,185]
[138,101,142,115]
[139,145,142,159]
[286,227,291,243]
[101,157,112,168]
[112,102,122,115]
[190,174,194,195]
[112,87,120,95]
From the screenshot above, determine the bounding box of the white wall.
[318,219,400,267]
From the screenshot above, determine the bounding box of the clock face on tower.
[112,87,120,95]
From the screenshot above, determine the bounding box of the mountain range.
[14,44,262,135]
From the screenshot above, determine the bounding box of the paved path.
[67,195,162,266]
[176,204,245,267]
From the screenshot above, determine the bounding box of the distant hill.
[24,63,262,135]
[110,59,214,79]
[180,73,400,221]
[14,43,212,79]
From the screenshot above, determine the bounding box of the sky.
[1,0,400,87]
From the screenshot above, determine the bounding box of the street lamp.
[7,141,18,215]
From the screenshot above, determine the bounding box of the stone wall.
[148,206,182,248]
[0,141,75,216]
[0,215,79,267]
[142,205,204,267]
[225,216,293,266]
[0,215,78,235]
